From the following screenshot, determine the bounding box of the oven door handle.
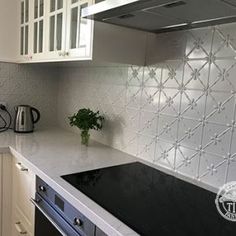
[30,198,68,236]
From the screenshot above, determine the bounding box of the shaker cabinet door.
[32,0,46,60]
[44,0,67,59]
[65,0,93,59]
[19,0,32,61]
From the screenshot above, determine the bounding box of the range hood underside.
[83,0,236,33]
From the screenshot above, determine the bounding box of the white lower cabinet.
[11,156,35,236]
[0,153,35,236]
[1,153,13,236]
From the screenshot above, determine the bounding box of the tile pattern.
[58,23,236,188]
[0,63,58,128]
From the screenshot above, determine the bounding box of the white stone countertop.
[0,128,218,236]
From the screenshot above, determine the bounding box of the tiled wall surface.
[60,22,236,189]
[0,63,58,128]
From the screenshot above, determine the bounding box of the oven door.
[31,194,81,236]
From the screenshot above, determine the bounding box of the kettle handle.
[31,107,40,124]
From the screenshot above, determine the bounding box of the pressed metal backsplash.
[58,22,236,189]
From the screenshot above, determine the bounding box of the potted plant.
[68,108,104,146]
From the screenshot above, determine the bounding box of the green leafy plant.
[68,108,104,146]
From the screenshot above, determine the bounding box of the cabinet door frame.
[31,0,47,60]
[1,153,13,236]
[18,0,33,62]
[65,0,94,59]
[44,0,67,59]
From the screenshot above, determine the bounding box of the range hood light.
[160,22,189,29]
[191,15,236,25]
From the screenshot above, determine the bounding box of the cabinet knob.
[65,52,69,56]
[73,217,82,226]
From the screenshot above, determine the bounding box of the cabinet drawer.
[12,157,35,235]
[12,158,35,222]
[12,207,33,236]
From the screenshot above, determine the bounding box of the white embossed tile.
[184,60,209,90]
[126,86,142,109]
[161,61,184,88]
[212,25,236,58]
[205,91,235,125]
[137,134,156,162]
[139,111,157,136]
[229,127,236,155]
[209,60,236,92]
[202,123,231,156]
[198,152,226,187]
[185,27,213,59]
[181,90,206,120]
[143,66,161,87]
[175,146,199,178]
[157,114,178,142]
[226,156,236,182]
[178,118,202,149]
[155,139,175,170]
[159,89,181,116]
[127,66,143,86]
[141,87,160,112]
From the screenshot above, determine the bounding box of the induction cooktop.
[61,162,236,236]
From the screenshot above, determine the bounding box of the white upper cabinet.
[45,0,67,59]
[18,0,94,63]
[65,0,93,59]
[32,0,45,59]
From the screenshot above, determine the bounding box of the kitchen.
[0,0,236,235]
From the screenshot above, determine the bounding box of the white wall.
[57,22,236,189]
[0,0,18,62]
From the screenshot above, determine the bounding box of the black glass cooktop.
[61,162,236,236]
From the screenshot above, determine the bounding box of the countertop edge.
[7,146,139,236]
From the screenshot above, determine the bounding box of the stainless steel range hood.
[82,0,236,33]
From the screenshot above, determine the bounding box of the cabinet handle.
[16,163,28,172]
[65,52,69,56]
[15,222,27,234]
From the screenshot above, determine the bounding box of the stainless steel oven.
[31,177,95,236]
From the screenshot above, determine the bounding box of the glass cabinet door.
[66,0,93,58]
[48,0,66,55]
[33,0,45,54]
[20,0,30,56]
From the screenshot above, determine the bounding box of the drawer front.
[12,157,35,235]
[12,207,33,236]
